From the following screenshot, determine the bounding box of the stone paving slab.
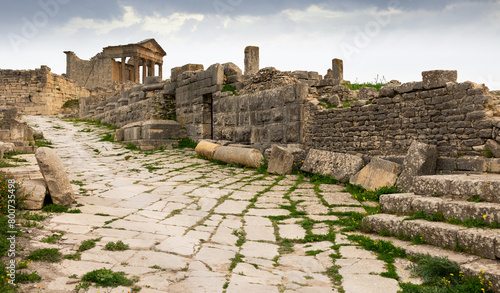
[17,116,433,293]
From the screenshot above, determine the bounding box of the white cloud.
[142,12,205,35]
[281,5,347,21]
[60,6,141,35]
[220,15,261,29]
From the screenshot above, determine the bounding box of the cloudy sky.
[1,0,499,89]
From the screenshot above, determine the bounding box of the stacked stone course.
[0,66,89,115]
[305,70,499,157]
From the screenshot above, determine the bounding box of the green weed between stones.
[347,234,406,280]
[399,254,494,292]
[344,182,399,202]
[174,138,197,149]
[27,248,63,263]
[41,232,65,244]
[103,241,129,251]
[75,268,139,291]
[78,238,101,252]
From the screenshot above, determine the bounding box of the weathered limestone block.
[486,139,500,158]
[457,229,498,259]
[301,149,364,182]
[1,142,15,154]
[35,147,74,206]
[195,141,222,159]
[359,87,378,100]
[350,158,402,190]
[33,130,44,139]
[396,141,438,192]
[422,70,458,89]
[412,197,443,215]
[267,145,293,175]
[19,179,46,210]
[122,122,143,141]
[441,200,475,222]
[402,220,464,250]
[142,120,186,140]
[379,193,417,214]
[222,62,242,77]
[213,146,264,169]
[244,46,259,75]
[144,76,162,85]
[362,214,405,235]
[114,129,124,142]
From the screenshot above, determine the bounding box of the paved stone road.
[19,116,421,293]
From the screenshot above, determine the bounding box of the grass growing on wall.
[61,99,79,109]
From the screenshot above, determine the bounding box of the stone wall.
[305,70,500,157]
[172,64,225,140]
[65,51,114,88]
[80,83,175,128]
[213,83,307,150]
[0,66,89,115]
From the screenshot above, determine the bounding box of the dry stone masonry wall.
[0,66,89,115]
[305,70,500,157]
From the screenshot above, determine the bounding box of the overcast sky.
[1,0,499,89]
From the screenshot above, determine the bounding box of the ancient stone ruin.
[1,39,500,292]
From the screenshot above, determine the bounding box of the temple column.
[142,58,147,83]
[121,57,126,82]
[149,62,155,77]
[133,56,139,83]
[159,63,163,79]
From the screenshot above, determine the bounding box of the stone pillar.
[244,46,259,75]
[142,58,147,83]
[133,57,139,83]
[159,63,163,80]
[121,57,126,82]
[149,62,155,77]
[332,58,343,84]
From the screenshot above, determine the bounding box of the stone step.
[349,231,500,293]
[413,173,500,203]
[380,193,500,225]
[362,214,500,260]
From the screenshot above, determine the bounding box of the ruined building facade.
[64,39,166,88]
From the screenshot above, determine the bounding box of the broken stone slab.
[350,158,402,191]
[141,120,186,140]
[486,139,500,158]
[222,62,242,77]
[379,193,417,214]
[35,147,74,206]
[19,179,47,210]
[422,70,458,89]
[195,141,222,159]
[114,128,124,142]
[300,149,364,182]
[144,76,162,85]
[396,141,438,192]
[213,146,264,169]
[267,145,293,175]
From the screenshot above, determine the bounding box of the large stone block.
[267,145,293,175]
[141,120,186,140]
[457,229,498,259]
[422,70,457,89]
[244,46,259,75]
[222,62,242,77]
[301,149,364,182]
[35,147,74,206]
[396,141,438,192]
[19,179,47,210]
[486,139,500,158]
[379,193,417,214]
[213,146,264,169]
[350,158,402,191]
